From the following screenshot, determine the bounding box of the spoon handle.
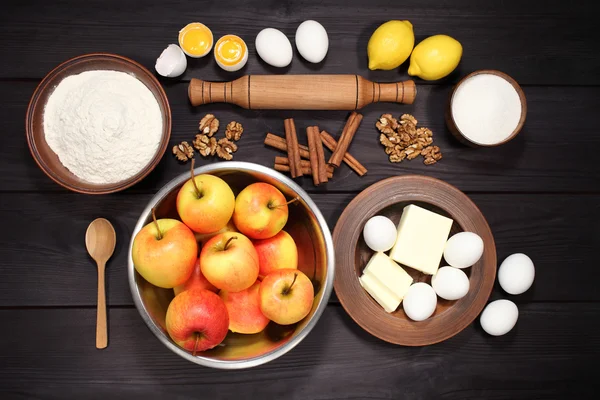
[96,262,107,349]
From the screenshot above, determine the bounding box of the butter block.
[389,204,453,275]
[363,252,413,299]
[359,272,401,313]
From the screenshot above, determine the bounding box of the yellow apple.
[200,232,259,292]
[232,182,290,240]
[259,269,314,325]
[132,217,197,289]
[177,172,235,234]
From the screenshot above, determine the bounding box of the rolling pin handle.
[376,80,417,105]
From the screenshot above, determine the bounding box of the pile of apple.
[132,169,314,354]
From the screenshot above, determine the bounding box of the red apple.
[174,259,218,296]
[132,215,197,289]
[232,182,290,240]
[200,232,259,292]
[165,288,229,353]
[253,230,298,279]
[259,269,314,325]
[219,281,270,334]
[176,165,235,234]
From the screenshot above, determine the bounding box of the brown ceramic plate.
[26,53,171,194]
[333,175,496,346]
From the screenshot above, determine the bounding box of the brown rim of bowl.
[25,53,172,194]
[333,175,497,346]
[446,69,527,147]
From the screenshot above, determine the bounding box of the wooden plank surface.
[0,305,596,399]
[0,0,596,85]
[1,0,598,397]
[0,192,597,307]
[3,81,600,193]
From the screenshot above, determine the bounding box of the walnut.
[375,112,441,166]
[172,142,194,162]
[417,127,432,138]
[199,114,219,137]
[225,121,244,141]
[422,145,442,165]
[405,148,422,160]
[400,114,417,126]
[380,133,394,148]
[209,137,218,156]
[389,152,406,163]
[193,134,217,157]
[216,138,238,160]
[376,114,398,134]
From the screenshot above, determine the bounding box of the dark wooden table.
[1,1,598,398]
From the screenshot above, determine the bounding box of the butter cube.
[359,272,401,313]
[363,252,413,300]
[389,204,453,275]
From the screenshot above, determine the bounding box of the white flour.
[451,74,522,145]
[44,70,162,184]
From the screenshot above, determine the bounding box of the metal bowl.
[128,162,335,369]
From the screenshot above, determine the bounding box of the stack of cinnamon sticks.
[265,113,367,185]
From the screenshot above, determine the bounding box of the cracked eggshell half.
[155,44,187,78]
[214,34,248,72]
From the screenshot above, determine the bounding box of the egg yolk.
[215,35,246,66]
[179,23,212,56]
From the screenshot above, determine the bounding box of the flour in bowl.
[43,70,163,184]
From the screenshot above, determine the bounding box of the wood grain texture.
[189,75,416,109]
[3,82,600,193]
[85,218,116,349]
[0,305,596,399]
[0,0,596,85]
[0,192,597,307]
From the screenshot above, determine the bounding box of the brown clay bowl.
[333,175,496,346]
[445,69,527,147]
[26,53,171,194]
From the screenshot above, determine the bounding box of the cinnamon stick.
[275,156,333,178]
[320,130,367,176]
[306,126,321,185]
[284,119,302,178]
[312,126,328,183]
[274,162,333,179]
[265,133,310,159]
[328,112,363,168]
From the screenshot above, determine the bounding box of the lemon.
[408,35,462,80]
[367,20,415,70]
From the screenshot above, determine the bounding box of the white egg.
[255,28,293,68]
[431,266,470,300]
[480,299,519,336]
[155,44,187,78]
[295,20,329,63]
[362,215,397,252]
[443,232,484,269]
[402,282,437,321]
[498,253,535,295]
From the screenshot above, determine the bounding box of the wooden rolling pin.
[188,75,416,110]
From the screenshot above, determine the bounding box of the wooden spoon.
[85,218,116,349]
